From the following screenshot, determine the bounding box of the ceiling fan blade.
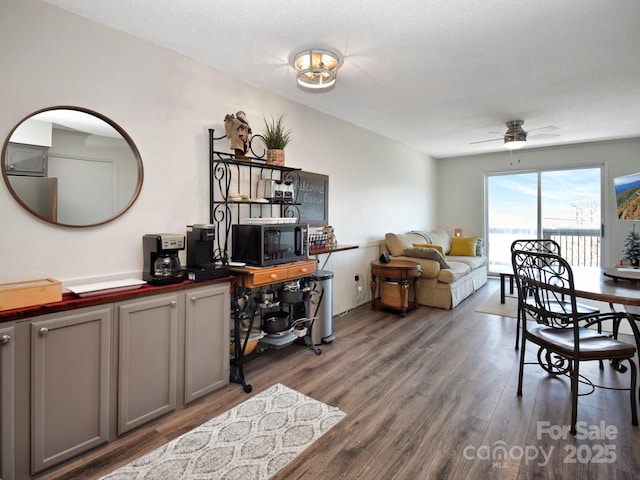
[490,131,520,138]
[469,137,503,145]
[526,125,558,133]
[528,133,561,139]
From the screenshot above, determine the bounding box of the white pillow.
[385,233,413,256]
[428,229,451,255]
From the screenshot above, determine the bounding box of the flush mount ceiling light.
[293,49,341,91]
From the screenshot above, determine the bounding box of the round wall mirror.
[2,106,143,227]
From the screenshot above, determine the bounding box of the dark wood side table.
[370,259,422,316]
[498,269,515,304]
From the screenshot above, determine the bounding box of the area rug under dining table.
[475,288,624,334]
[475,290,518,318]
[99,383,346,480]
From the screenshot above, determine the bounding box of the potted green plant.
[622,224,640,266]
[261,114,292,166]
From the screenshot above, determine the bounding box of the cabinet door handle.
[191,296,196,302]
[0,334,10,344]
[39,327,49,336]
[171,300,177,307]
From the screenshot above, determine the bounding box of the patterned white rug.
[100,383,346,480]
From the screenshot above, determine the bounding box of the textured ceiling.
[42,0,640,158]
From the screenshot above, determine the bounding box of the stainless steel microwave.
[231,223,309,266]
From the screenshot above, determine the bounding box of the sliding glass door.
[487,173,537,272]
[486,167,602,272]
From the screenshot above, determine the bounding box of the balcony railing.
[488,227,601,271]
[543,228,601,267]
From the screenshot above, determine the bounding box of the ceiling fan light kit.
[293,49,341,91]
[503,120,527,149]
[504,140,526,149]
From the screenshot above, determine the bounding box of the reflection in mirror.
[2,107,143,227]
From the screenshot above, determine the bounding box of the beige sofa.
[380,229,487,309]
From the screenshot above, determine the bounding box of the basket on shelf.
[262,115,291,166]
[266,149,285,166]
[380,281,409,310]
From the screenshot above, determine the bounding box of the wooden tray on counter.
[0,278,62,311]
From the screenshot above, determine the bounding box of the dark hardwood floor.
[37,279,640,480]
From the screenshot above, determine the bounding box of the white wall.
[0,0,437,315]
[437,139,640,267]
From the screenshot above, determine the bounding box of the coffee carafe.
[143,233,185,285]
[154,253,181,277]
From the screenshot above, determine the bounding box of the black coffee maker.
[143,234,185,285]
[185,224,230,281]
[187,224,216,268]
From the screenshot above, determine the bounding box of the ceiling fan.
[471,120,560,149]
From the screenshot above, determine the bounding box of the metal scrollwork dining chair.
[510,239,599,349]
[512,248,638,435]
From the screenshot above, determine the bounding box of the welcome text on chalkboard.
[296,171,328,227]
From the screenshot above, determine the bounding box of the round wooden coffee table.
[370,259,422,316]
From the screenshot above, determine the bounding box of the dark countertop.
[0,276,235,323]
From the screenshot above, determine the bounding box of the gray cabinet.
[2,279,230,477]
[184,283,230,404]
[5,143,48,176]
[0,326,15,480]
[116,293,179,435]
[30,306,111,474]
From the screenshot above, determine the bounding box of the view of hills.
[615,173,640,220]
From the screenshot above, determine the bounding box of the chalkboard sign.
[296,171,328,227]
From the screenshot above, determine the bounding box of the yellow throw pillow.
[413,243,444,256]
[448,236,478,256]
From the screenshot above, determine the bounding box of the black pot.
[262,311,291,334]
[279,289,304,304]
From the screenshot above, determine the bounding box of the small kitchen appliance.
[257,177,295,202]
[274,180,294,202]
[142,233,185,285]
[231,223,309,267]
[185,224,230,281]
[186,224,216,268]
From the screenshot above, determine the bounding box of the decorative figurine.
[322,225,337,247]
[224,111,252,159]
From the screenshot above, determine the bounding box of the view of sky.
[488,167,601,230]
[487,167,601,269]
